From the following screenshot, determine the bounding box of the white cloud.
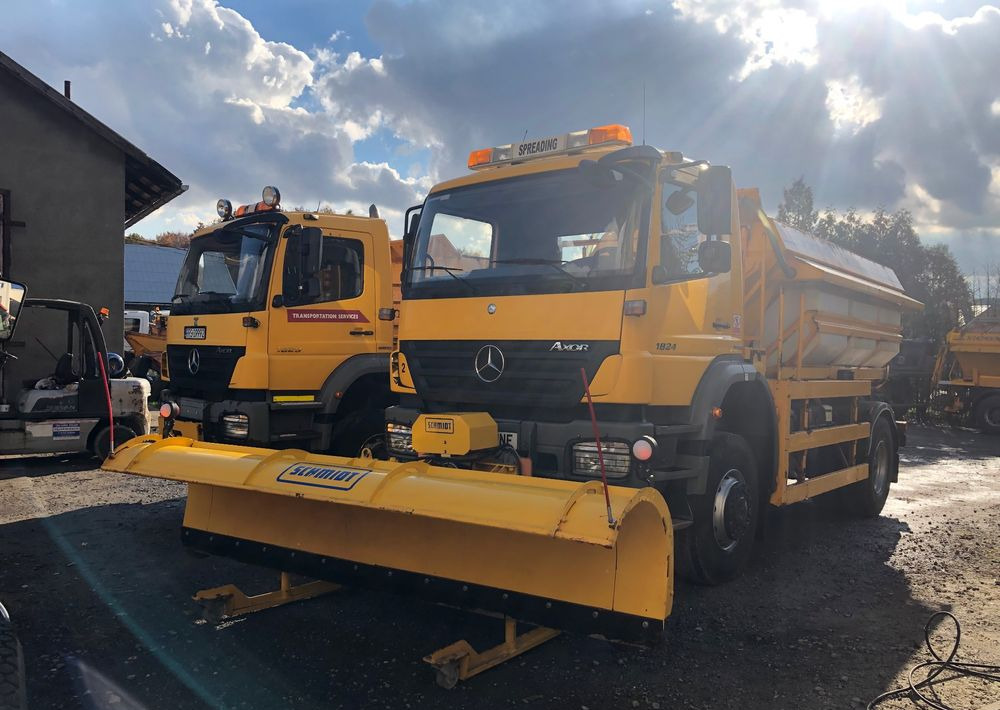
[3,0,1000,268]
[672,0,819,78]
[825,76,882,133]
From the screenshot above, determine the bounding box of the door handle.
[349,329,374,336]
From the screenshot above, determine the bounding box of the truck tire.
[0,611,26,710]
[329,408,385,457]
[838,416,895,518]
[678,432,760,586]
[91,422,144,460]
[972,395,1000,435]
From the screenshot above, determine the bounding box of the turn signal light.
[624,299,647,316]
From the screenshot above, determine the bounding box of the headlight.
[572,440,630,478]
[222,413,249,439]
[386,422,414,454]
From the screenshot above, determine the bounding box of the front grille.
[166,345,246,398]
[401,340,619,409]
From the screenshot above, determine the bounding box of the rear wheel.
[972,395,1000,435]
[678,432,760,585]
[838,416,895,518]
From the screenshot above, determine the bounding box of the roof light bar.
[467,124,633,170]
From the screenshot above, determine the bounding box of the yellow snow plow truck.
[103,125,920,684]
[160,187,402,455]
[932,304,1000,433]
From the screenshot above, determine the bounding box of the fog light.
[572,441,630,478]
[387,422,414,454]
[632,436,657,462]
[222,413,249,439]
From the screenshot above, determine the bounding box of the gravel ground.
[0,424,997,709]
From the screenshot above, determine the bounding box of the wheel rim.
[871,439,890,497]
[712,468,751,552]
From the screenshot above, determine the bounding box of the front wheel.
[90,423,143,460]
[678,432,760,586]
[0,606,27,710]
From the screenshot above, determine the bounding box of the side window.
[660,186,704,279]
[284,235,365,305]
[317,236,364,301]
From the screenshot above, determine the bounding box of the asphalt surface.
[0,425,997,709]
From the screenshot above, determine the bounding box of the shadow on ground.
[0,452,97,480]
[0,492,937,710]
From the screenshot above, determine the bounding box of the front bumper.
[386,406,708,491]
[163,390,320,446]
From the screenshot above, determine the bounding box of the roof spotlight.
[262,185,281,208]
[217,198,233,220]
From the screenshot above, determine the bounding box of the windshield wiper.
[490,259,586,289]
[410,265,479,294]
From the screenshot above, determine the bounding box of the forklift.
[0,277,150,459]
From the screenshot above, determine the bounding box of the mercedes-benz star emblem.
[474,344,504,383]
[487,303,497,314]
[187,348,201,375]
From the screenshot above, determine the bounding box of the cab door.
[268,227,377,391]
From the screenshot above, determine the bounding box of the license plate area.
[184,326,207,340]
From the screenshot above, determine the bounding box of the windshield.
[406,167,650,299]
[171,223,276,315]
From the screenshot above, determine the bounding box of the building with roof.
[0,50,184,402]
[124,242,186,310]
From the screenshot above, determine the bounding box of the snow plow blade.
[103,436,672,642]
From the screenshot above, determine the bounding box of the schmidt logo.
[277,463,370,491]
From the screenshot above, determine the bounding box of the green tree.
[776,177,818,233]
[125,232,152,245]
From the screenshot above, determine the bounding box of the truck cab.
[163,187,401,454]
[387,126,742,482]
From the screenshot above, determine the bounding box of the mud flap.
[103,437,673,642]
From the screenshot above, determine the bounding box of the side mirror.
[0,278,26,343]
[696,165,733,236]
[697,240,732,274]
[405,209,421,241]
[300,227,323,279]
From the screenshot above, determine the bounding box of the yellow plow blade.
[103,437,673,642]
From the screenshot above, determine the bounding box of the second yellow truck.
[163,188,401,454]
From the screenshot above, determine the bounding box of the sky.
[1,0,998,278]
